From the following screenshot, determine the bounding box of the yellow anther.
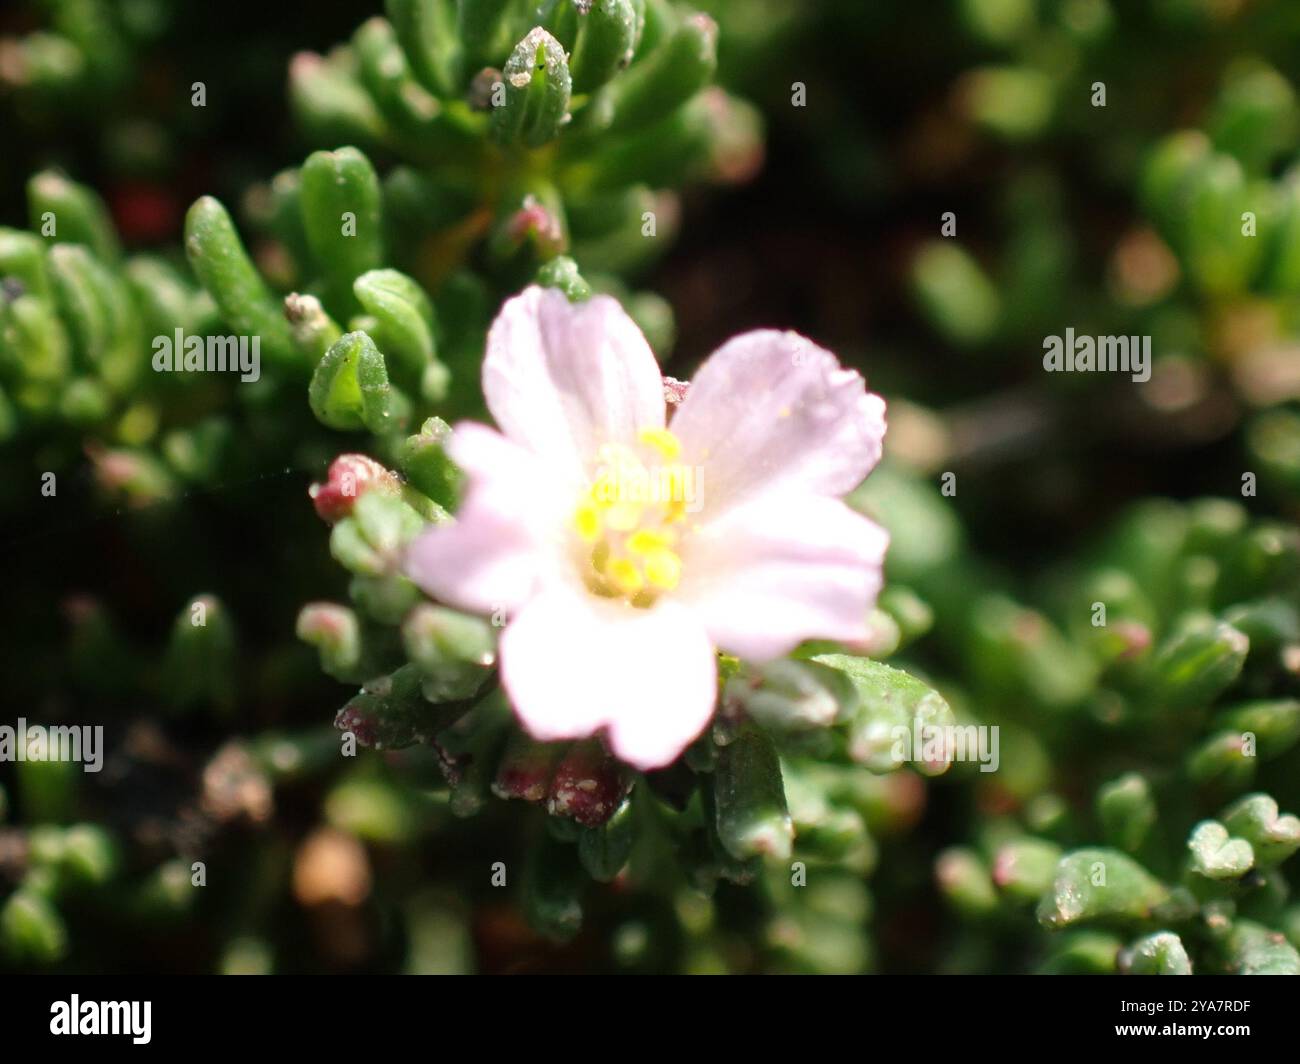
[574,430,690,605]
[606,557,645,596]
[573,501,602,542]
[638,426,682,461]
[643,548,682,591]
[627,528,674,555]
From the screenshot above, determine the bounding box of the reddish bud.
[493,731,566,804]
[505,195,566,257]
[309,454,399,523]
[547,739,632,828]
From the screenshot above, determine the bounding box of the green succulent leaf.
[1036,849,1170,929]
[1122,931,1193,975]
[1220,794,1300,869]
[309,330,400,432]
[1188,820,1255,880]
[492,28,572,148]
[712,720,793,862]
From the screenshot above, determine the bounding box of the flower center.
[572,427,696,607]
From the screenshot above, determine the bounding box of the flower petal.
[404,423,560,616]
[483,286,666,472]
[676,492,888,662]
[500,589,718,769]
[670,330,885,513]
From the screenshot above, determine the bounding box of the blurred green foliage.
[2,0,1300,974]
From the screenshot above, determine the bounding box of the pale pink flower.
[405,286,888,769]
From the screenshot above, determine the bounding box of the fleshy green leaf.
[1221,794,1300,869]
[1188,820,1254,880]
[492,28,572,148]
[1122,931,1193,975]
[1037,849,1170,928]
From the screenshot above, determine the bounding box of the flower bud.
[0,33,84,98]
[547,739,631,827]
[86,444,176,506]
[936,847,998,917]
[310,453,401,523]
[992,838,1060,903]
[296,602,364,679]
[496,193,568,260]
[493,729,565,803]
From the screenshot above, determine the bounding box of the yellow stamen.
[574,501,602,542]
[571,427,690,606]
[643,548,682,591]
[627,528,674,555]
[606,557,645,596]
[638,426,682,461]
